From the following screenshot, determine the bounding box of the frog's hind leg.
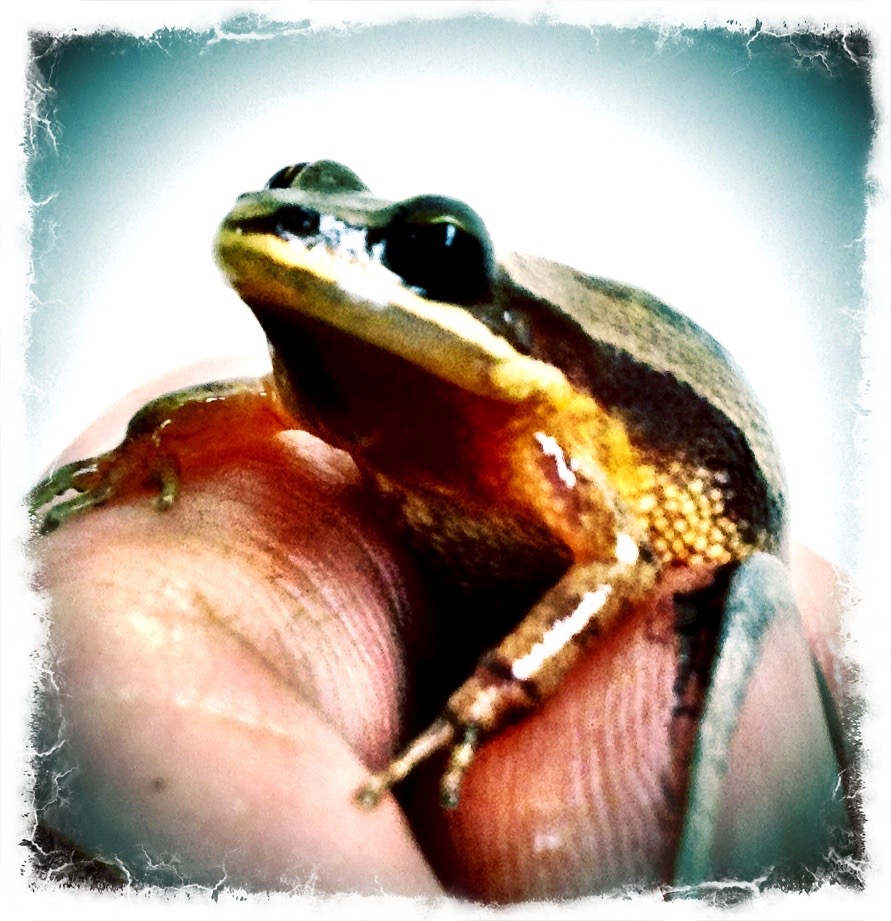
[355,550,659,809]
[29,377,283,535]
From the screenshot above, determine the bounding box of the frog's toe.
[29,441,181,535]
[439,725,480,809]
[28,458,99,512]
[146,453,180,511]
[36,483,115,535]
[29,457,114,534]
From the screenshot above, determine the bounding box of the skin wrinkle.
[494,754,520,896]
[270,556,347,713]
[165,538,326,712]
[415,572,702,902]
[329,498,417,635]
[525,746,567,894]
[47,542,313,744]
[290,576,404,761]
[54,444,406,759]
[618,675,653,881]
[44,458,713,899]
[602,662,637,883]
[602,690,632,885]
[548,711,589,893]
[650,629,687,875]
[58,606,225,748]
[311,605,391,751]
[632,637,660,811]
[42,497,844,898]
[317,499,425,742]
[313,524,414,748]
[266,493,415,728]
[579,701,612,888]
[36,472,441,895]
[638,636,678,861]
[595,649,651,885]
[561,688,590,872]
[50,548,222,674]
[161,475,408,762]
[238,408,416,757]
[586,588,688,891]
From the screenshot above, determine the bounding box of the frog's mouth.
[215,193,572,407]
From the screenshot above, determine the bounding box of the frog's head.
[215,161,785,554]
[214,160,570,407]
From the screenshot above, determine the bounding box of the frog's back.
[499,252,787,559]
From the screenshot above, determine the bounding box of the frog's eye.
[266,160,369,194]
[266,163,310,190]
[380,196,495,304]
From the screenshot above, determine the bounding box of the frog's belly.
[371,472,572,601]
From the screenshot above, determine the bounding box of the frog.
[29,160,847,883]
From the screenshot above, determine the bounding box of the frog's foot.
[28,443,180,536]
[355,718,456,809]
[355,717,488,811]
[355,664,536,810]
[28,377,277,536]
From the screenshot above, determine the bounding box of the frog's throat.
[215,226,574,406]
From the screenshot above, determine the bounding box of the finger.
[674,554,850,891]
[405,553,850,902]
[31,363,851,900]
[31,370,441,895]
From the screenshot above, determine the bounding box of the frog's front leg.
[29,377,289,534]
[356,545,660,809]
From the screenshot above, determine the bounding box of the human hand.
[29,360,853,900]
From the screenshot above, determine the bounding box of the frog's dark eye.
[267,160,368,194]
[380,196,494,304]
[266,163,310,190]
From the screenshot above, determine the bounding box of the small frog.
[30,161,815,853]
